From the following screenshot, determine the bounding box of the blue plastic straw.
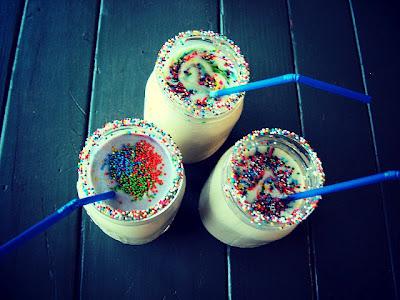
[283,170,399,203]
[210,74,371,103]
[0,191,115,256]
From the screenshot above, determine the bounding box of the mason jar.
[144,30,250,163]
[199,128,325,248]
[77,119,186,244]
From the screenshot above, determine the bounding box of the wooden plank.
[0,0,24,129]
[0,0,97,298]
[351,0,400,295]
[288,0,395,298]
[80,1,227,299]
[223,1,315,299]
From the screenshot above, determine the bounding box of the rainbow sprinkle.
[155,30,250,118]
[233,147,304,219]
[105,141,164,200]
[225,128,325,227]
[77,119,185,222]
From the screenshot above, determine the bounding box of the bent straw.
[0,191,116,256]
[283,170,399,203]
[210,74,371,103]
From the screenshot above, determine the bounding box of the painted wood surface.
[351,0,400,296]
[0,0,398,299]
[288,0,395,298]
[0,0,24,129]
[0,0,97,298]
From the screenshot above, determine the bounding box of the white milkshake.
[144,30,250,163]
[199,128,325,248]
[77,119,185,245]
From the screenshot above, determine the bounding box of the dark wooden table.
[1,0,399,299]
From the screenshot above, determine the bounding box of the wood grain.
[351,0,400,296]
[288,0,395,298]
[0,0,24,130]
[0,0,97,298]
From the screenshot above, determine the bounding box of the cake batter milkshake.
[144,30,250,163]
[77,119,185,244]
[199,128,325,248]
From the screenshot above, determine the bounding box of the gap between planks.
[76,0,103,299]
[285,1,319,299]
[348,0,398,298]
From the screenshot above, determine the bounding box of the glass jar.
[77,119,186,245]
[144,30,250,163]
[199,128,325,248]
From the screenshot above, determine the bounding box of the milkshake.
[144,30,250,163]
[77,119,185,244]
[199,128,325,248]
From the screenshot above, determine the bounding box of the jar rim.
[224,128,325,227]
[77,118,185,222]
[154,30,250,119]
